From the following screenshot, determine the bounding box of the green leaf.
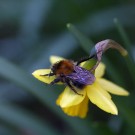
[0,103,59,135]
[114,18,132,54]
[116,99,135,134]
[67,23,94,51]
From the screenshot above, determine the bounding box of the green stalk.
[114,18,135,83]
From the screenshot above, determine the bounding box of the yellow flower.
[32,56,129,118]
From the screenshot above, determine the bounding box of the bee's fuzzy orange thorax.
[54,60,74,75]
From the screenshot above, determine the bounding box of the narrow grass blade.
[114,18,135,82]
[114,18,132,54]
[0,103,59,135]
[67,23,94,51]
[116,99,135,134]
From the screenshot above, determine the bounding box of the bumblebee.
[42,59,95,96]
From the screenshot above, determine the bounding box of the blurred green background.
[0,0,135,135]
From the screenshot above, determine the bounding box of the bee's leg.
[50,78,60,85]
[66,80,83,96]
[40,72,54,76]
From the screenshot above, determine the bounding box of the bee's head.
[51,61,60,74]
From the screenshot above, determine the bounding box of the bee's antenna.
[76,55,95,66]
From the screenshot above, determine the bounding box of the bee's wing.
[67,66,95,85]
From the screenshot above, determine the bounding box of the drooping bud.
[90,39,128,71]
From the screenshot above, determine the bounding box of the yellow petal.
[50,55,65,64]
[32,69,55,84]
[86,83,118,115]
[97,78,129,96]
[60,87,86,108]
[95,63,106,78]
[62,96,89,118]
[80,62,85,67]
[56,92,63,106]
[56,92,89,118]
